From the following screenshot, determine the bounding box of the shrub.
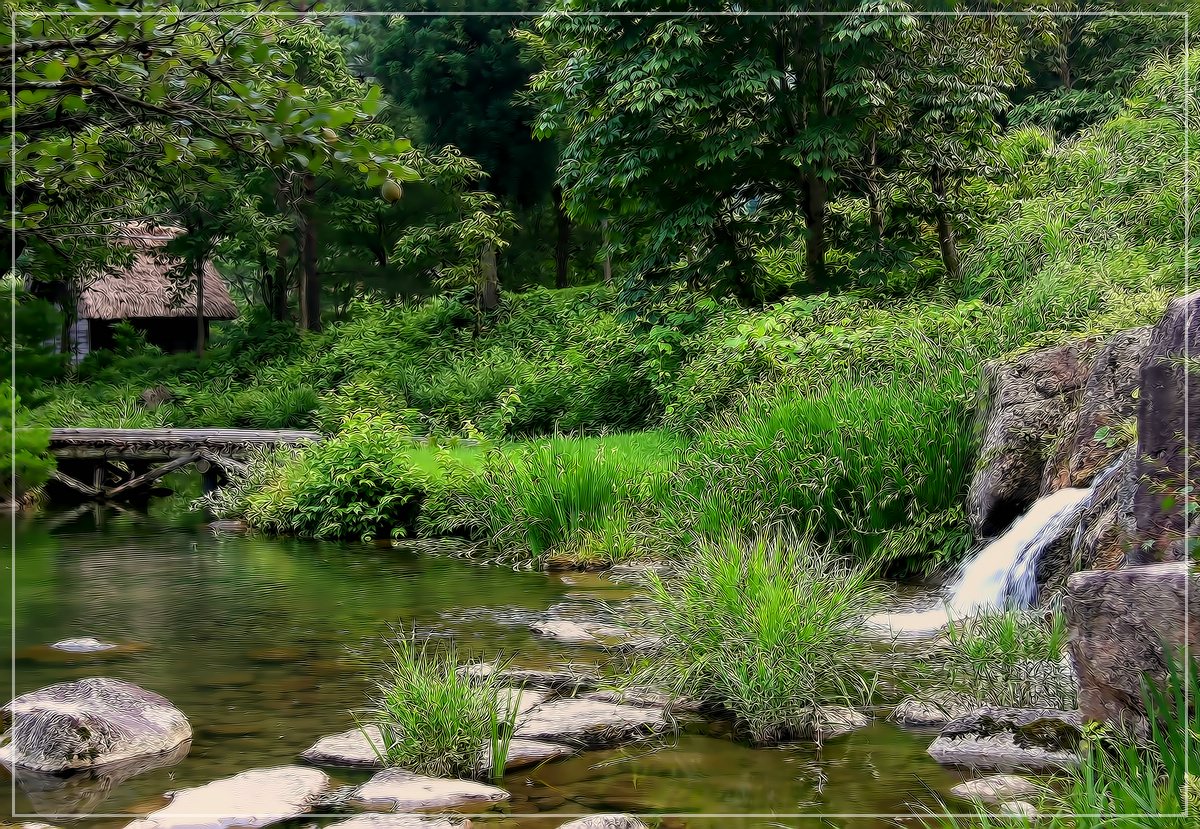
[629,534,883,744]
[0,383,54,500]
[364,632,515,779]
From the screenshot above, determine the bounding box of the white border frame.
[7,7,1191,823]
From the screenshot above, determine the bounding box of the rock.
[815,705,870,739]
[463,663,598,693]
[1042,327,1151,492]
[327,816,462,829]
[206,519,249,534]
[891,694,975,728]
[498,687,548,719]
[555,816,648,829]
[999,801,1039,818]
[950,774,1044,804]
[138,385,173,410]
[928,707,1081,772]
[514,699,671,748]
[124,766,330,829]
[583,689,704,713]
[529,620,602,645]
[1069,447,1137,573]
[0,677,191,772]
[50,638,118,653]
[300,725,384,768]
[1131,291,1199,563]
[347,769,509,812]
[1065,561,1200,730]
[477,738,577,773]
[967,338,1101,537]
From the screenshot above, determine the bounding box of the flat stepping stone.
[529,620,603,645]
[464,663,598,693]
[347,769,509,812]
[557,815,648,829]
[300,726,384,768]
[583,689,704,713]
[514,699,671,748]
[51,637,118,653]
[477,738,577,773]
[951,775,1044,804]
[498,687,548,719]
[124,766,330,829]
[326,816,461,829]
[928,734,1079,772]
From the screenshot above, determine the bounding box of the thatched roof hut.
[76,223,238,321]
[64,223,239,358]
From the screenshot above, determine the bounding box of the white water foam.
[871,486,1097,637]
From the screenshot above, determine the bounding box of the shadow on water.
[2,503,965,828]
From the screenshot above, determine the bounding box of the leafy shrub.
[364,631,515,779]
[630,534,882,744]
[0,383,54,500]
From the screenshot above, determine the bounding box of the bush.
[629,534,883,744]
[364,632,515,779]
[0,383,54,500]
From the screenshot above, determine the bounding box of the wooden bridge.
[48,428,322,501]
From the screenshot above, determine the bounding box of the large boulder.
[0,678,191,773]
[124,766,330,829]
[1069,447,1138,573]
[967,339,1101,537]
[1042,327,1151,493]
[1065,561,1199,729]
[1130,291,1200,564]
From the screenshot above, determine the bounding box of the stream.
[3,505,968,828]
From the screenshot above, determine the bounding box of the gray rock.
[1069,447,1137,573]
[299,725,384,769]
[347,769,509,812]
[1131,291,1199,564]
[927,733,1078,772]
[950,774,1044,804]
[463,663,598,693]
[583,689,704,713]
[0,677,191,773]
[1065,561,1199,731]
[891,694,975,728]
[928,707,1081,772]
[555,816,648,829]
[498,687,548,719]
[124,766,330,829]
[50,638,118,653]
[326,816,461,829]
[529,620,602,645]
[515,699,671,748]
[999,801,1039,818]
[477,737,576,773]
[815,705,870,739]
[967,338,1101,537]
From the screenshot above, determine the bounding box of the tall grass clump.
[923,609,1076,709]
[364,632,516,779]
[630,534,883,744]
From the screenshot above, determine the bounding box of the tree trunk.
[801,176,828,288]
[478,240,499,312]
[601,219,612,284]
[272,177,293,322]
[552,186,570,289]
[866,135,884,245]
[299,171,320,332]
[195,263,205,357]
[930,168,961,283]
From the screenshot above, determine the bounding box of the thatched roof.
[76,224,238,321]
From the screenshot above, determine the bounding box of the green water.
[2,507,967,828]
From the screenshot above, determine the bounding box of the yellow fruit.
[381,179,402,203]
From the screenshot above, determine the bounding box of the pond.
[2,506,968,829]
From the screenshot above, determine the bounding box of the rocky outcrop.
[125,766,330,829]
[968,338,1101,537]
[927,707,1081,772]
[1065,561,1199,729]
[346,769,509,812]
[1130,291,1199,564]
[0,678,191,772]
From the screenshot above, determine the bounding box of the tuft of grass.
[364,632,516,779]
[628,533,883,745]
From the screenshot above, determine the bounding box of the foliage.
[629,534,882,745]
[364,631,516,778]
[0,383,54,500]
[0,292,68,405]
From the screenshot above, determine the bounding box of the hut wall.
[87,317,207,354]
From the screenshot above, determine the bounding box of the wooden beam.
[50,469,101,497]
[104,452,202,499]
[197,449,248,476]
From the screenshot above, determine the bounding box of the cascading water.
[872,457,1126,636]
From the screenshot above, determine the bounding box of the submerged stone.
[514,699,671,748]
[529,620,602,645]
[348,769,509,812]
[814,706,871,739]
[51,637,118,653]
[950,774,1044,804]
[124,766,330,829]
[299,725,384,768]
[1,677,191,773]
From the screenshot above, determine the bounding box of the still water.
[2,506,967,829]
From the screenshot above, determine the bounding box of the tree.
[374,0,559,307]
[522,2,916,298]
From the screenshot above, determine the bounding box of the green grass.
[627,533,884,745]
[364,631,516,779]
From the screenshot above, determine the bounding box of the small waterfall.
[872,457,1126,636]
